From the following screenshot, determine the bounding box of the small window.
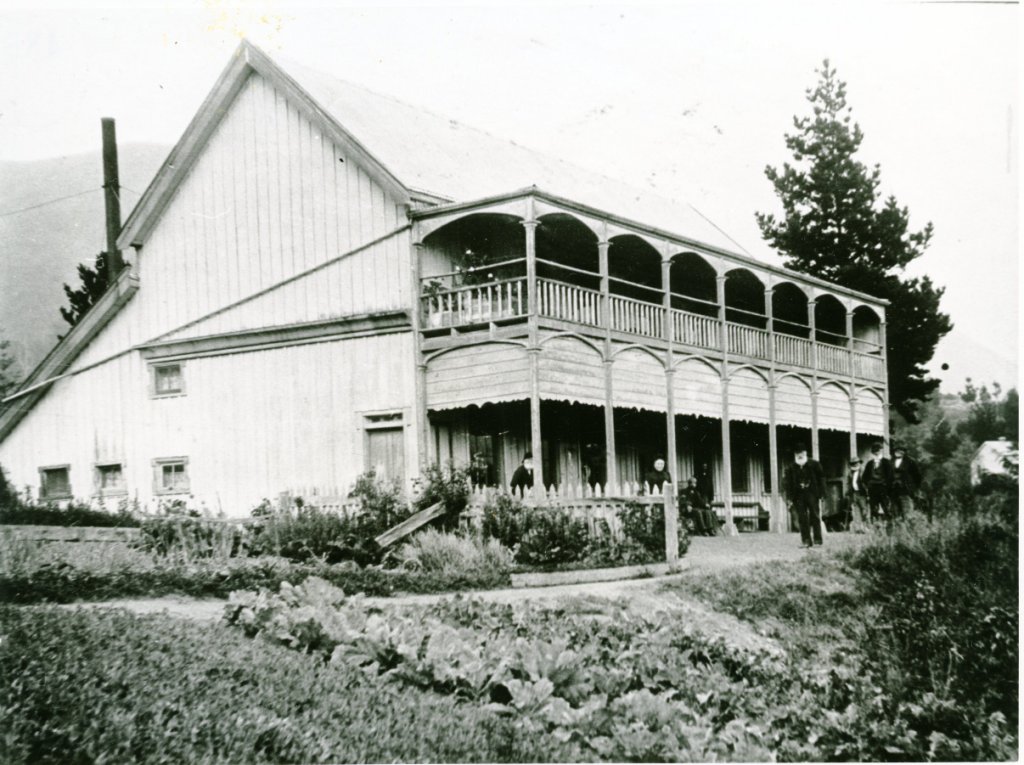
[39,465,72,500]
[95,463,126,496]
[152,363,185,397]
[153,458,190,495]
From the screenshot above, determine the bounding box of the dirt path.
[59,532,865,654]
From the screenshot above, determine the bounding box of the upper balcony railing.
[419,259,886,381]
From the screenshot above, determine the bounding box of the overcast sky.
[0,0,1018,390]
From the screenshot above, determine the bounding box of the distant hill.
[0,144,168,376]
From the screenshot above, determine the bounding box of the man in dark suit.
[680,477,717,536]
[509,452,535,495]
[844,457,869,533]
[783,446,827,548]
[891,445,923,520]
[861,441,894,524]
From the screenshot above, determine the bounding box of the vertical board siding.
[132,72,405,351]
[537,336,606,406]
[69,70,409,371]
[727,367,770,424]
[817,382,852,432]
[774,375,813,429]
[0,334,415,514]
[425,344,530,410]
[672,358,722,419]
[855,389,886,436]
[610,347,666,413]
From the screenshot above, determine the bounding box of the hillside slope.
[0,144,168,374]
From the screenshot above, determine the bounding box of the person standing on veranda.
[783,446,827,548]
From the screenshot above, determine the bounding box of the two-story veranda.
[410,189,889,533]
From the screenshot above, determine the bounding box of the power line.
[0,187,100,219]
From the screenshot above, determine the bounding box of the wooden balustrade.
[421,278,526,328]
[817,343,851,375]
[537,279,601,325]
[774,334,813,367]
[726,322,770,359]
[672,309,719,348]
[854,351,886,380]
[419,275,884,383]
[609,294,664,337]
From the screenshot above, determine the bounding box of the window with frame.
[152,363,184,397]
[153,458,189,494]
[95,463,126,495]
[40,466,72,500]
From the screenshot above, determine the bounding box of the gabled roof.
[120,40,742,255]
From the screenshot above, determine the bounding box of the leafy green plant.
[415,462,472,530]
[0,606,566,764]
[0,497,140,527]
[396,528,513,577]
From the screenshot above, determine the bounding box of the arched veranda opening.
[724,268,767,329]
[815,294,847,346]
[670,252,718,318]
[852,305,882,354]
[772,282,810,338]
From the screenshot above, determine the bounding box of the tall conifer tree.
[757,60,951,422]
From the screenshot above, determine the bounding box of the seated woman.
[679,477,718,536]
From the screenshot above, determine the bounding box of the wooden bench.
[711,501,769,532]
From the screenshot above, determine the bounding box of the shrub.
[617,500,690,560]
[247,472,409,564]
[396,528,514,577]
[0,498,140,527]
[415,462,472,530]
[481,496,590,566]
[0,606,566,764]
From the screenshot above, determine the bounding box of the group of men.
[784,441,923,548]
[509,442,922,549]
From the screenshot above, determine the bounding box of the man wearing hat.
[891,444,922,520]
[860,441,894,525]
[844,457,869,533]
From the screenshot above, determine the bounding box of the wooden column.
[662,249,678,558]
[717,273,736,535]
[811,389,820,460]
[879,318,891,453]
[809,291,820,460]
[846,310,857,458]
[599,234,617,488]
[768,382,782,533]
[411,236,429,475]
[765,285,781,532]
[523,204,544,492]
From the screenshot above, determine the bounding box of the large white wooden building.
[0,41,890,526]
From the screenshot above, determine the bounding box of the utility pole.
[101,117,124,282]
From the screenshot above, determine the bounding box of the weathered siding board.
[774,375,813,429]
[727,367,770,424]
[817,382,852,432]
[426,344,530,410]
[855,389,886,436]
[673,358,722,419]
[611,348,666,412]
[538,336,605,406]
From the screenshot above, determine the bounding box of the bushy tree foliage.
[0,335,21,404]
[757,60,952,422]
[59,252,127,334]
[958,380,1018,444]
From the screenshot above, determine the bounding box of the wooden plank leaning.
[373,502,446,550]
